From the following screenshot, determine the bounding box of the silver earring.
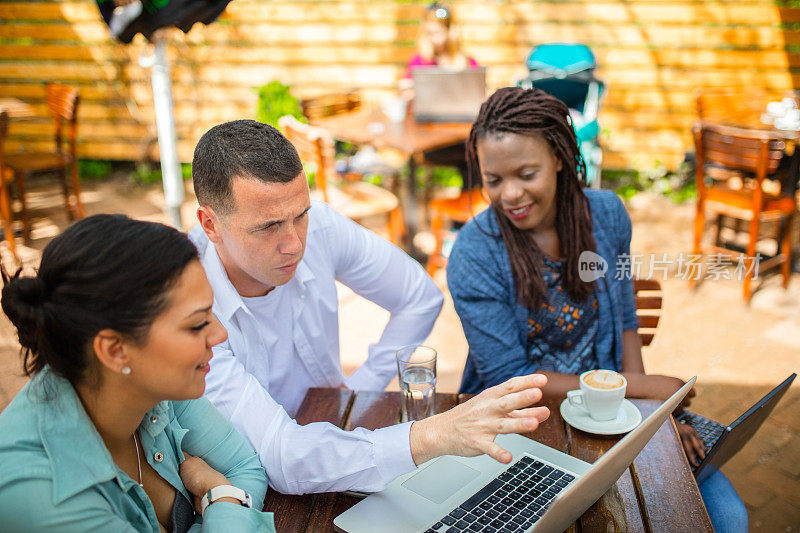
[121,366,131,375]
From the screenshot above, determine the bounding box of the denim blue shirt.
[0,368,275,532]
[448,189,639,393]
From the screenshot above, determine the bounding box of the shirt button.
[150,415,158,423]
[154,452,164,462]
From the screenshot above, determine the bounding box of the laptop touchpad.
[401,457,481,504]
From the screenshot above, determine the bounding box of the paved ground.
[0,177,797,530]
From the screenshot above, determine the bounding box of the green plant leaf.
[256,81,305,129]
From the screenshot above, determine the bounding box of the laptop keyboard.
[677,411,725,451]
[424,456,576,533]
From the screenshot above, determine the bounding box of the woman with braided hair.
[447,87,748,532]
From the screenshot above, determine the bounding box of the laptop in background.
[677,373,795,483]
[412,68,486,123]
[334,379,696,533]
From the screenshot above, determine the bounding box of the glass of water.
[396,345,437,422]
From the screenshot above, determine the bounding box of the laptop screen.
[413,68,486,123]
[695,373,796,483]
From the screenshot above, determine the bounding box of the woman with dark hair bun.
[0,215,274,532]
[447,86,748,532]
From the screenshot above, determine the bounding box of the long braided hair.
[466,86,596,310]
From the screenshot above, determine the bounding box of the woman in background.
[404,2,480,191]
[0,215,273,532]
[404,2,479,77]
[447,87,748,532]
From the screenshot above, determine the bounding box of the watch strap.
[200,484,253,515]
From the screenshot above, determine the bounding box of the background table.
[263,388,712,532]
[0,98,34,119]
[312,111,471,259]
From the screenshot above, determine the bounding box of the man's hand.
[676,422,706,467]
[409,374,551,465]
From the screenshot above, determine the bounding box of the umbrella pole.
[148,32,184,228]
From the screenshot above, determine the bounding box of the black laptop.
[676,373,796,483]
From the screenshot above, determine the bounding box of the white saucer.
[559,398,642,435]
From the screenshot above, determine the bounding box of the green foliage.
[256,81,305,129]
[0,37,33,45]
[78,159,113,180]
[303,163,316,189]
[131,163,192,185]
[133,164,162,185]
[601,162,697,204]
[410,165,464,188]
[363,174,383,186]
[669,180,697,204]
[431,166,464,188]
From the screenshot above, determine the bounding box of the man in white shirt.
[188,119,551,495]
[190,173,441,417]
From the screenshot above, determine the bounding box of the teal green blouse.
[0,368,275,532]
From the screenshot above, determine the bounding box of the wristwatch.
[200,485,253,515]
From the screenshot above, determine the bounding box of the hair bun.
[1,274,47,351]
[10,276,47,305]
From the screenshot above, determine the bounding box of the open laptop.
[412,68,486,123]
[334,378,696,533]
[676,373,795,483]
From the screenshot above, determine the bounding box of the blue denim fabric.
[699,466,749,533]
[448,189,639,394]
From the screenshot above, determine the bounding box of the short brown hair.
[192,119,303,213]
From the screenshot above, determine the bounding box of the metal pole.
[142,31,184,228]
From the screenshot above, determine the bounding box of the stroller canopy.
[526,43,597,78]
[519,43,606,186]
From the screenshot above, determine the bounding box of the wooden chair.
[0,110,17,260]
[695,88,772,188]
[3,84,85,242]
[696,89,767,127]
[632,278,663,347]
[301,91,362,122]
[426,188,489,276]
[692,119,796,302]
[279,115,404,245]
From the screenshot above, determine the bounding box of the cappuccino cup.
[567,370,627,421]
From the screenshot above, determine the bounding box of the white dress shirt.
[188,201,443,494]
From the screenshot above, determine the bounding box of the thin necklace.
[132,431,144,488]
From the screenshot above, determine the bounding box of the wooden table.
[312,111,472,258]
[263,388,712,532]
[0,98,35,119]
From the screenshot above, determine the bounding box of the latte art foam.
[582,370,625,389]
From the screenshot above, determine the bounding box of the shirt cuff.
[345,364,389,391]
[201,501,276,532]
[373,421,416,485]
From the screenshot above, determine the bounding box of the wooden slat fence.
[1,0,798,169]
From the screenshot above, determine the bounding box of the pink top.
[404,53,481,79]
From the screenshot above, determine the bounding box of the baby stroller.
[518,43,606,188]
